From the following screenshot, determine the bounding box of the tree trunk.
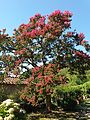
[46,94,51,113]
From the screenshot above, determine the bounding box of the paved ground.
[27,98,90,120]
[79,98,90,120]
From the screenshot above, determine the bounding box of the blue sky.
[0,0,90,42]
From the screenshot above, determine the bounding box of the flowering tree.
[13,10,90,74]
[1,10,90,112]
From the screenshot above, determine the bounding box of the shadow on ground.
[26,98,90,120]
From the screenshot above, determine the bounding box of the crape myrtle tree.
[8,10,90,112]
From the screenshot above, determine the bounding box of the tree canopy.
[0,10,90,112]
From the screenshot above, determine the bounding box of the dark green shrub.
[53,85,84,110]
[60,90,83,110]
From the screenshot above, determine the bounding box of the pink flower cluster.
[15,58,24,66]
[66,32,74,37]
[75,51,90,60]
[14,48,27,55]
[15,10,73,41]
[30,64,54,95]
[78,33,85,40]
[63,11,73,17]
[80,40,88,45]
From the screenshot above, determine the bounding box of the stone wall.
[0,83,26,101]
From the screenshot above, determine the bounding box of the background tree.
[0,29,16,78]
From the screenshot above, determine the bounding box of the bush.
[54,85,84,110]
[0,99,26,120]
[60,90,83,110]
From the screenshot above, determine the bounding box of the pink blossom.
[80,40,88,45]
[30,29,37,38]
[64,21,70,28]
[48,10,62,20]
[78,33,85,40]
[35,13,41,18]
[63,11,73,17]
[67,32,73,37]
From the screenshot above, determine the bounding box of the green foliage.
[52,68,90,110]
[54,80,90,109]
[57,68,80,85]
[85,70,90,81]
[54,85,83,110]
[19,70,32,80]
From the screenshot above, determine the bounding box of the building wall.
[0,84,26,102]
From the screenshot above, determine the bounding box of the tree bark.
[46,94,51,113]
